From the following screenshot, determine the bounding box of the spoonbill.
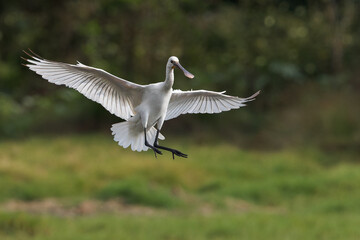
[23,51,260,159]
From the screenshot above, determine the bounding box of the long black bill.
[174,62,194,79]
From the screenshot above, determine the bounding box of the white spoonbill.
[23,51,260,159]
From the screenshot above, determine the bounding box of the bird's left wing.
[23,51,144,120]
[165,89,260,121]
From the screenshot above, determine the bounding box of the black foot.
[149,146,162,158]
[145,141,162,158]
[151,129,187,159]
[169,149,188,160]
[154,143,187,159]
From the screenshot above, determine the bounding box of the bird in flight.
[23,50,260,159]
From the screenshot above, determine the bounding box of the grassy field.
[0,134,360,239]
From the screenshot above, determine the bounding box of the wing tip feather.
[22,49,46,66]
[243,90,261,102]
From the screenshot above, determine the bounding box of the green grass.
[96,177,180,208]
[0,134,360,239]
[1,213,360,240]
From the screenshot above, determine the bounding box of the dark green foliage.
[0,0,359,149]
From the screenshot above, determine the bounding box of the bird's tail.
[111,121,165,152]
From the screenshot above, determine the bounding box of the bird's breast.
[141,87,171,115]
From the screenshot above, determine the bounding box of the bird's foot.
[153,143,188,159]
[152,147,162,159]
[170,149,188,159]
[145,138,162,158]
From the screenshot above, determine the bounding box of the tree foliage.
[0,0,359,147]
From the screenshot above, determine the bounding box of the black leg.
[153,129,188,159]
[144,128,162,158]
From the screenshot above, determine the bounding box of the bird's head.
[167,56,194,79]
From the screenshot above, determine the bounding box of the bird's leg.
[153,129,188,159]
[144,128,162,158]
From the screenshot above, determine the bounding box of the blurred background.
[0,0,360,239]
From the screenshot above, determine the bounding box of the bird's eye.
[170,60,174,64]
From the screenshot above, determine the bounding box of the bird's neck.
[164,67,174,88]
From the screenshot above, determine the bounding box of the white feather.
[165,89,260,120]
[25,55,144,120]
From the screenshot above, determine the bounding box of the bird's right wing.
[23,51,144,120]
[165,89,260,120]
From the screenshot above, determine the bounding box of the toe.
[174,150,188,158]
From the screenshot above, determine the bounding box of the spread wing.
[165,89,260,121]
[23,51,144,120]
